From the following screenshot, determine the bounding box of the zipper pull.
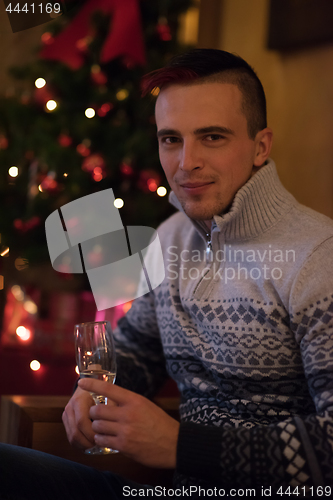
[206,233,213,263]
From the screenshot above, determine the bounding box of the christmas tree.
[0,0,194,266]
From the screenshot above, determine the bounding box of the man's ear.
[253,128,273,167]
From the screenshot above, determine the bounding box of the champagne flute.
[74,320,118,455]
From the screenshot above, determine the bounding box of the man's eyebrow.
[156,129,180,138]
[156,126,234,138]
[193,126,234,136]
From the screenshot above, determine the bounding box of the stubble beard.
[179,195,227,222]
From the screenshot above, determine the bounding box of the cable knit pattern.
[113,160,333,491]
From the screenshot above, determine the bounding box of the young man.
[1,49,333,498]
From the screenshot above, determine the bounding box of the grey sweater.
[114,159,333,490]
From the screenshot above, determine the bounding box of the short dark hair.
[141,49,267,140]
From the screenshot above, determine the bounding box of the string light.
[11,285,24,300]
[8,166,18,177]
[157,186,167,197]
[35,78,46,89]
[46,100,57,111]
[116,89,129,101]
[0,246,9,257]
[63,173,68,177]
[85,108,95,118]
[75,365,80,375]
[114,198,124,208]
[151,87,160,96]
[30,360,41,371]
[16,326,31,341]
[23,300,38,314]
[38,184,43,192]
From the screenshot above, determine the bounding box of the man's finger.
[91,418,120,436]
[62,403,95,450]
[78,378,133,405]
[90,402,122,422]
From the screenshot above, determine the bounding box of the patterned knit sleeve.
[113,290,169,398]
[176,237,333,490]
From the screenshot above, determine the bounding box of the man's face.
[155,82,267,224]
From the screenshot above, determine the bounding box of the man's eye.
[206,134,224,141]
[162,137,179,144]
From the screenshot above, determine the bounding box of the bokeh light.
[30,360,41,371]
[114,198,124,208]
[35,78,46,89]
[157,186,167,197]
[85,108,95,118]
[46,100,57,111]
[8,166,18,177]
[116,89,129,101]
[16,326,31,341]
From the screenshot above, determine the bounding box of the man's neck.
[203,164,266,232]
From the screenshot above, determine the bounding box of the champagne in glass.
[75,320,118,455]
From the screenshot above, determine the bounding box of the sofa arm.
[0,394,180,486]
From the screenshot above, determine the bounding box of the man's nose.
[179,141,203,171]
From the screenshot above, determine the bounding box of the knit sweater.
[114,159,333,491]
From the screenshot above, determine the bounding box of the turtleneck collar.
[168,159,296,241]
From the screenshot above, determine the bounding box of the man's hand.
[62,385,95,451]
[78,378,180,469]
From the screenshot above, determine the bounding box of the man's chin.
[182,206,215,222]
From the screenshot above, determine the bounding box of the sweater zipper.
[206,233,213,263]
[193,231,213,296]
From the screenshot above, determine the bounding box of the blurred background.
[0,0,333,397]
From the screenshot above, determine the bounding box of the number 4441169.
[5,3,62,14]
[277,486,331,496]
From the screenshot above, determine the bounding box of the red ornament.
[25,216,41,230]
[97,103,113,117]
[82,153,106,173]
[14,216,41,233]
[14,219,24,230]
[34,86,54,106]
[58,134,73,147]
[76,36,93,53]
[138,170,161,193]
[93,168,105,182]
[77,144,91,157]
[41,32,54,45]
[91,71,107,85]
[156,19,172,41]
[147,178,158,192]
[120,162,133,176]
[0,135,8,149]
[21,92,31,105]
[91,66,108,86]
[40,174,58,192]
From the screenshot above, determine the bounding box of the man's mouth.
[180,182,214,194]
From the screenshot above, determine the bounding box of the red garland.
[40,0,146,69]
